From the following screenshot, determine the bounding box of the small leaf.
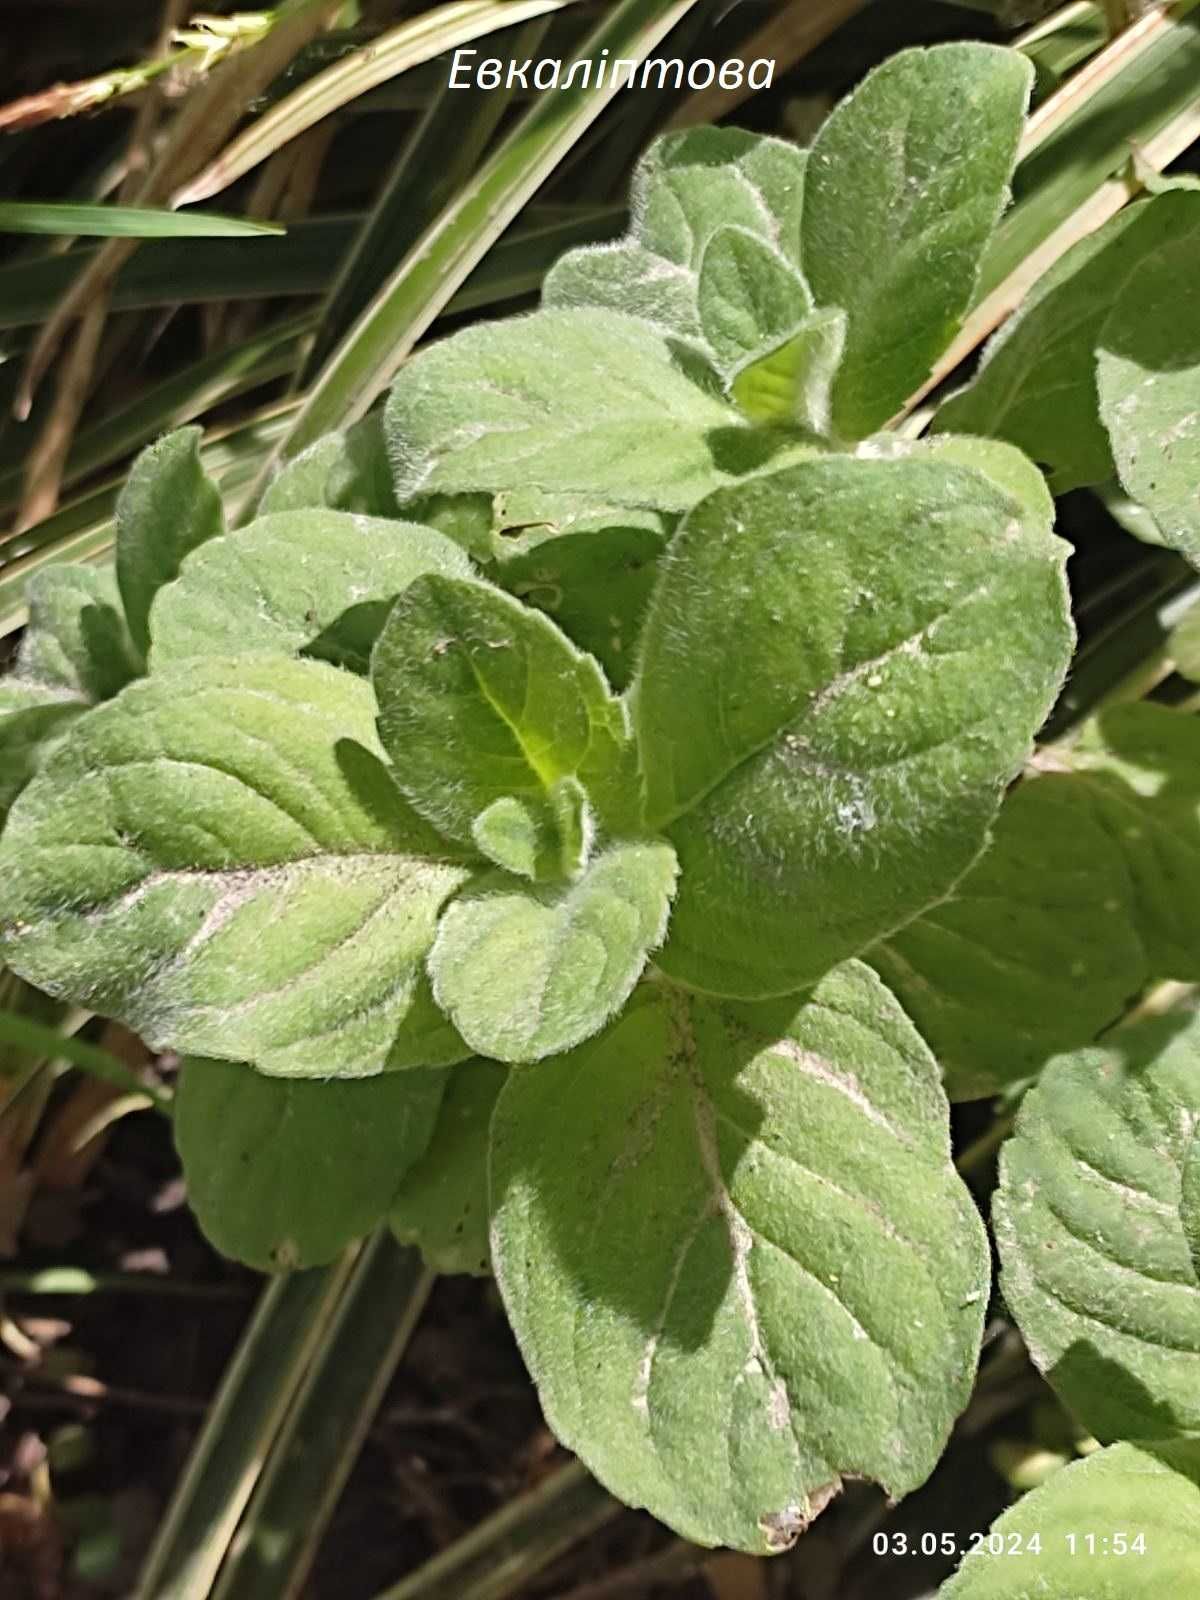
[429,840,678,1064]
[391,1059,506,1276]
[870,773,1149,1100]
[802,43,1033,438]
[729,308,847,432]
[1071,703,1200,979]
[116,427,225,655]
[373,573,635,848]
[258,411,400,518]
[631,455,1073,997]
[175,1058,446,1271]
[491,962,989,1553]
[384,307,750,515]
[0,656,469,1078]
[996,1005,1200,1441]
[935,194,1200,492]
[697,227,812,374]
[939,1440,1200,1597]
[148,509,470,671]
[472,796,545,880]
[1097,193,1200,564]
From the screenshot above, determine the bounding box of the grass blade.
[0,201,284,239]
[211,1235,433,1600]
[0,1009,171,1113]
[175,1,579,207]
[250,0,702,496]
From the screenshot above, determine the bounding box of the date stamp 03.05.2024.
[871,1530,1149,1560]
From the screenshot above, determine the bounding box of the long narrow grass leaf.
[0,201,284,239]
[0,1010,171,1113]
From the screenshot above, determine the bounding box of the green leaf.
[391,1059,506,1276]
[116,427,225,655]
[490,961,989,1553]
[802,43,1033,439]
[939,1440,1200,1597]
[996,1005,1200,1442]
[384,307,750,515]
[729,309,846,433]
[0,689,84,818]
[935,195,1200,493]
[174,1058,446,1271]
[373,573,635,850]
[869,774,1149,1101]
[428,841,678,1064]
[631,455,1073,997]
[545,128,808,368]
[0,201,284,239]
[147,509,470,672]
[257,411,401,519]
[696,226,812,374]
[0,656,469,1078]
[1097,194,1200,565]
[1070,703,1200,979]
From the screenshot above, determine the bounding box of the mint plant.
[3,40,1200,1575]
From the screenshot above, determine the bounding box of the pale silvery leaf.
[696,226,812,373]
[0,656,468,1078]
[935,195,1200,492]
[940,1441,1200,1597]
[373,573,637,850]
[391,1059,506,1277]
[175,1058,446,1270]
[384,307,753,515]
[1097,194,1200,565]
[1070,704,1200,978]
[870,774,1148,1101]
[148,509,470,672]
[995,1005,1200,1441]
[802,44,1033,439]
[428,840,678,1064]
[544,128,808,367]
[115,426,225,655]
[491,962,989,1553]
[631,455,1073,997]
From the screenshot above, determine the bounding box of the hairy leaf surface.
[491,962,989,1553]
[632,456,1073,996]
[802,44,1032,439]
[996,1007,1200,1440]
[0,656,468,1077]
[175,1058,446,1270]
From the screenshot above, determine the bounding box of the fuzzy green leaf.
[869,774,1148,1100]
[258,411,400,518]
[729,308,846,432]
[115,426,225,655]
[935,195,1200,492]
[802,44,1032,439]
[391,1059,506,1276]
[175,1058,446,1271]
[995,1006,1200,1441]
[940,1440,1200,1597]
[1096,194,1200,564]
[384,307,754,515]
[148,509,470,672]
[429,841,678,1064]
[0,656,468,1078]
[631,455,1073,997]
[696,226,812,374]
[373,573,635,850]
[491,962,989,1554]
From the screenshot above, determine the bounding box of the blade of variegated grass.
[0,315,313,517]
[0,208,622,331]
[1017,2,1108,91]
[174,0,581,207]
[900,0,1200,416]
[302,13,555,381]
[210,1235,433,1600]
[372,1459,619,1600]
[0,1010,171,1113]
[133,1253,363,1600]
[0,202,284,239]
[250,0,702,498]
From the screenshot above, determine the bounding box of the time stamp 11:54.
[872,1531,1149,1558]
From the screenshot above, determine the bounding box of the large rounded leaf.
[490,962,989,1553]
[995,1007,1200,1441]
